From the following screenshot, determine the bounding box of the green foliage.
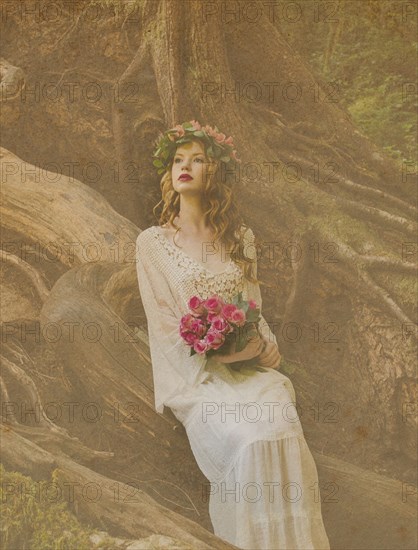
[0,463,111,550]
[276,0,416,165]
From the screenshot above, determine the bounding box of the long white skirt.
[165,358,330,550]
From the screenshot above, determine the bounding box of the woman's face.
[171,140,209,194]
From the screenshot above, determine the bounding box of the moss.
[0,464,112,550]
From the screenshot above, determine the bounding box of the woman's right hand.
[214,333,265,364]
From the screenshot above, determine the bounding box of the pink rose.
[207,311,221,323]
[230,309,246,326]
[205,330,225,350]
[224,136,234,145]
[194,339,209,354]
[248,299,257,309]
[188,296,206,315]
[182,332,199,345]
[190,120,201,131]
[221,303,239,321]
[180,313,196,331]
[174,124,185,138]
[215,132,226,143]
[210,316,230,332]
[190,318,206,337]
[204,125,217,138]
[204,296,224,313]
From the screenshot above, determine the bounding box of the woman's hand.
[258,338,281,369]
[214,332,265,364]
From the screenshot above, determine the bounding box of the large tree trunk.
[0,0,416,547]
[133,0,417,462]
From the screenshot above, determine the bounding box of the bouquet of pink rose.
[179,291,268,372]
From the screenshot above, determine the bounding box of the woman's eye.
[173,157,204,164]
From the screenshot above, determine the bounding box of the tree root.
[336,175,417,218]
[334,195,417,237]
[1,251,50,301]
[265,131,416,222]
[328,236,417,330]
[361,255,417,274]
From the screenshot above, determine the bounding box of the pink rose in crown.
[174,124,185,138]
[224,136,234,145]
[215,133,226,143]
[204,125,217,138]
[190,119,202,131]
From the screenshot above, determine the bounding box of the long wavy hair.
[152,138,260,284]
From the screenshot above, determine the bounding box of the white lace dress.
[135,225,330,550]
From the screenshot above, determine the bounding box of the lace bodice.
[135,224,278,414]
[149,225,245,304]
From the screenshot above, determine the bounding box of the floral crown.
[152,120,241,175]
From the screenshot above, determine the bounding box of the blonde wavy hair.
[152,138,259,284]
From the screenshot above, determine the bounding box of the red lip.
[179,174,193,181]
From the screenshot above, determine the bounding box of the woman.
[135,120,330,549]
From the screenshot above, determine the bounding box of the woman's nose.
[181,158,191,170]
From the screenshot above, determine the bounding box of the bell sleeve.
[135,233,208,414]
[242,227,279,347]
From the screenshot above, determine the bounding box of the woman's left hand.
[258,338,281,369]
